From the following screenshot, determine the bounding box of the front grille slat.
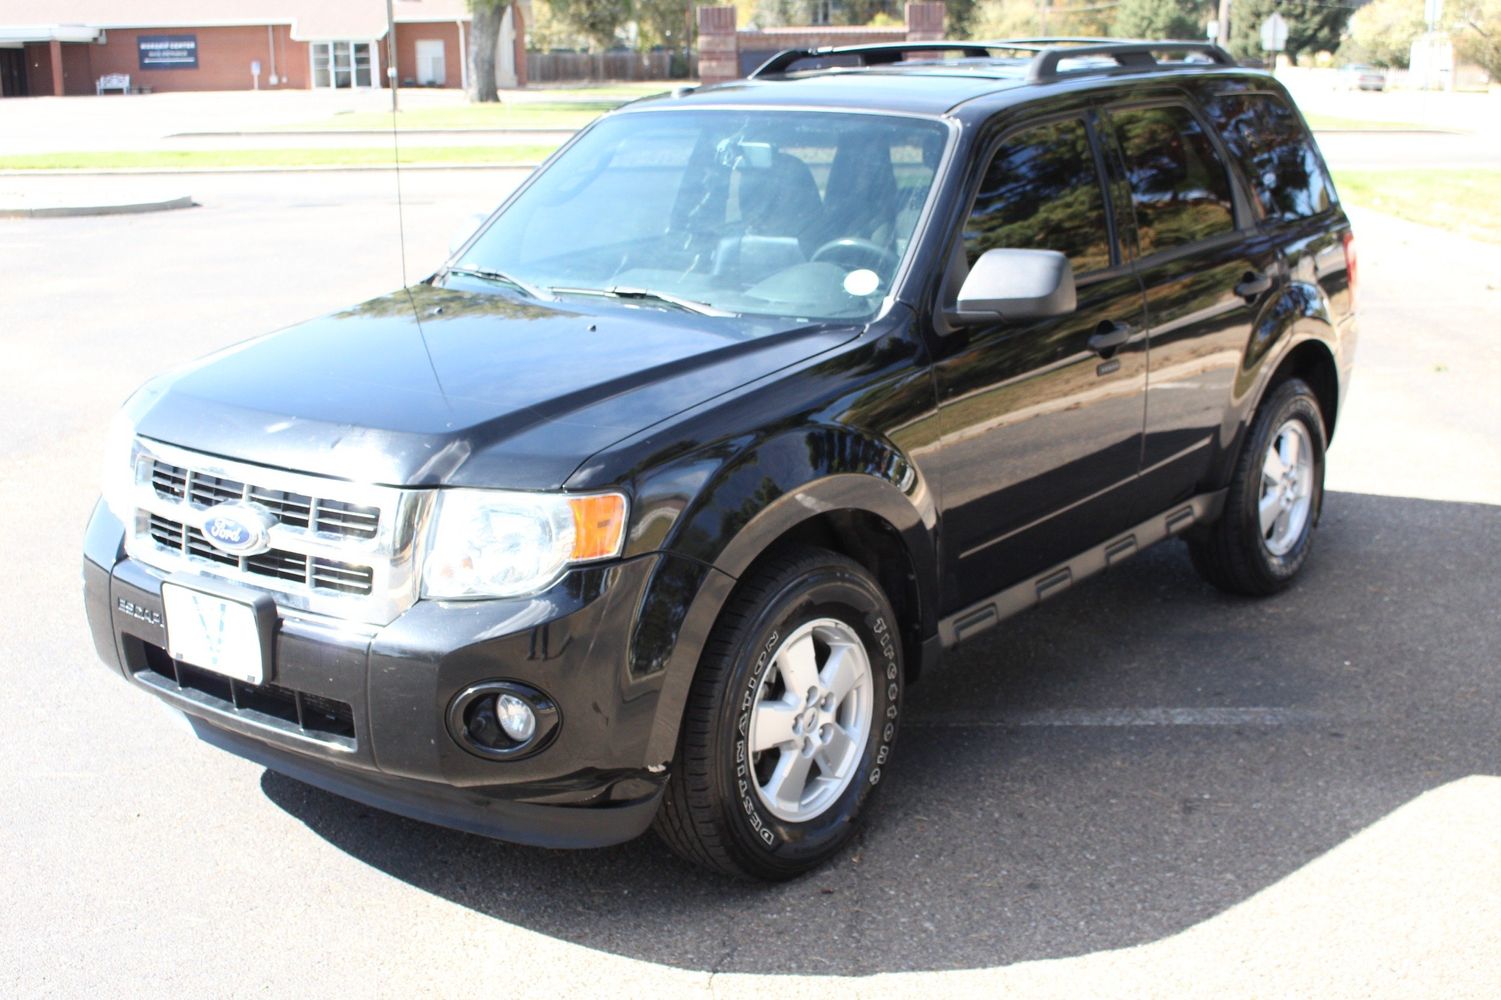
[152,461,372,541]
[146,514,373,596]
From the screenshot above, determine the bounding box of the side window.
[964,118,1112,275]
[1110,105,1236,257]
[1202,92,1335,222]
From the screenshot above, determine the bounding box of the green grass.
[1334,168,1501,243]
[1305,113,1434,132]
[0,145,559,170]
[281,83,678,131]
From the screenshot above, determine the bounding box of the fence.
[525,50,697,83]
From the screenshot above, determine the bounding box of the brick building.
[0,0,531,97]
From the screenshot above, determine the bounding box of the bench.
[96,73,130,95]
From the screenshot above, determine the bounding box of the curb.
[0,195,196,218]
[0,164,540,178]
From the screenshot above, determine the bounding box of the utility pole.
[1217,0,1231,51]
[386,0,399,112]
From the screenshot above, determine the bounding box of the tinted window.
[1202,92,1335,222]
[965,118,1112,275]
[1111,106,1236,256]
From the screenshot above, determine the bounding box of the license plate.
[161,583,266,686]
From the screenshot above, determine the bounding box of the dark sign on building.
[138,35,199,70]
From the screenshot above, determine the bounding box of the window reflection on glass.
[1112,106,1235,256]
[1202,93,1334,223]
[964,119,1112,275]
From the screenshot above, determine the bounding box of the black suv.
[84,40,1356,880]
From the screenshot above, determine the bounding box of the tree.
[969,0,1115,39]
[1454,0,1501,78]
[548,0,632,48]
[636,0,698,50]
[1339,0,1425,68]
[1226,0,1352,63]
[1113,0,1211,39]
[468,0,513,102]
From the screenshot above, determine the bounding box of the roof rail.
[1021,41,1236,82]
[748,41,1010,78]
[745,38,1236,82]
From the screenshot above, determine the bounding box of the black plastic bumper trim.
[189,716,663,849]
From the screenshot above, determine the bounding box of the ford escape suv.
[84,40,1356,880]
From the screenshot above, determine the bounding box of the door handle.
[1088,320,1130,356]
[1235,270,1274,299]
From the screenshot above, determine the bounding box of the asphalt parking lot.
[2,137,1499,995]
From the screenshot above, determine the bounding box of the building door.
[0,48,27,97]
[415,39,445,86]
[311,41,376,88]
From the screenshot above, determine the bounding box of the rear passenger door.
[1100,101,1283,510]
[931,115,1149,610]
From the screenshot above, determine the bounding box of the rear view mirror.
[954,248,1077,322]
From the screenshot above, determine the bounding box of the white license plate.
[161,583,266,686]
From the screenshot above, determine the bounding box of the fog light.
[495,693,536,743]
[447,680,561,761]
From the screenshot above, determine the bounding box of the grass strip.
[1333,168,1501,244]
[1305,113,1434,132]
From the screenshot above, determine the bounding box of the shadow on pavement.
[261,490,1500,974]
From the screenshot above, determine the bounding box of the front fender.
[623,428,939,764]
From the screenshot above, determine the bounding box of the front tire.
[654,548,902,880]
[1189,377,1327,595]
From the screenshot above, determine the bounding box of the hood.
[134,283,857,489]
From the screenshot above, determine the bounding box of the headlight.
[101,407,145,522]
[421,489,628,599]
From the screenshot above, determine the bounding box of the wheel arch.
[630,429,938,763]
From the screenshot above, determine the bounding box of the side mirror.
[448,210,493,256]
[953,248,1077,323]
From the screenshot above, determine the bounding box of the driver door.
[929,114,1150,611]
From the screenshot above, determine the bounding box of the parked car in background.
[1340,64,1387,91]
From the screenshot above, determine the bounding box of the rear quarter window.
[1201,92,1336,222]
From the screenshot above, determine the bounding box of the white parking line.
[909,707,1331,727]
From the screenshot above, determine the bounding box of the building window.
[311,41,375,88]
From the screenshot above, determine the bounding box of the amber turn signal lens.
[567,493,628,562]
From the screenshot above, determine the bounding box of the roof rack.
[746,38,1236,82]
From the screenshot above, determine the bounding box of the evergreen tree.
[1226,0,1352,63]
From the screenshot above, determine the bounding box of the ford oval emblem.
[201,502,276,556]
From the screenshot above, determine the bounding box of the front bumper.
[83,501,708,849]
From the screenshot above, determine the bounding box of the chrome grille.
[151,460,378,539]
[124,439,431,625]
[147,513,376,596]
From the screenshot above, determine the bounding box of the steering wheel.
[810,237,899,275]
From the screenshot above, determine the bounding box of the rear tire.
[1189,377,1326,595]
[654,548,902,880]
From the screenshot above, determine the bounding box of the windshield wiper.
[444,265,547,300]
[549,285,735,318]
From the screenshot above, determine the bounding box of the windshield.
[452,109,950,322]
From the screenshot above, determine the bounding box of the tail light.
[1342,230,1357,312]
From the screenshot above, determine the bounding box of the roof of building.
[0,0,473,42]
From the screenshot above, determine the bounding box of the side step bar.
[938,490,1226,647]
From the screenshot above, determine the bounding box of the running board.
[938,490,1227,647]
